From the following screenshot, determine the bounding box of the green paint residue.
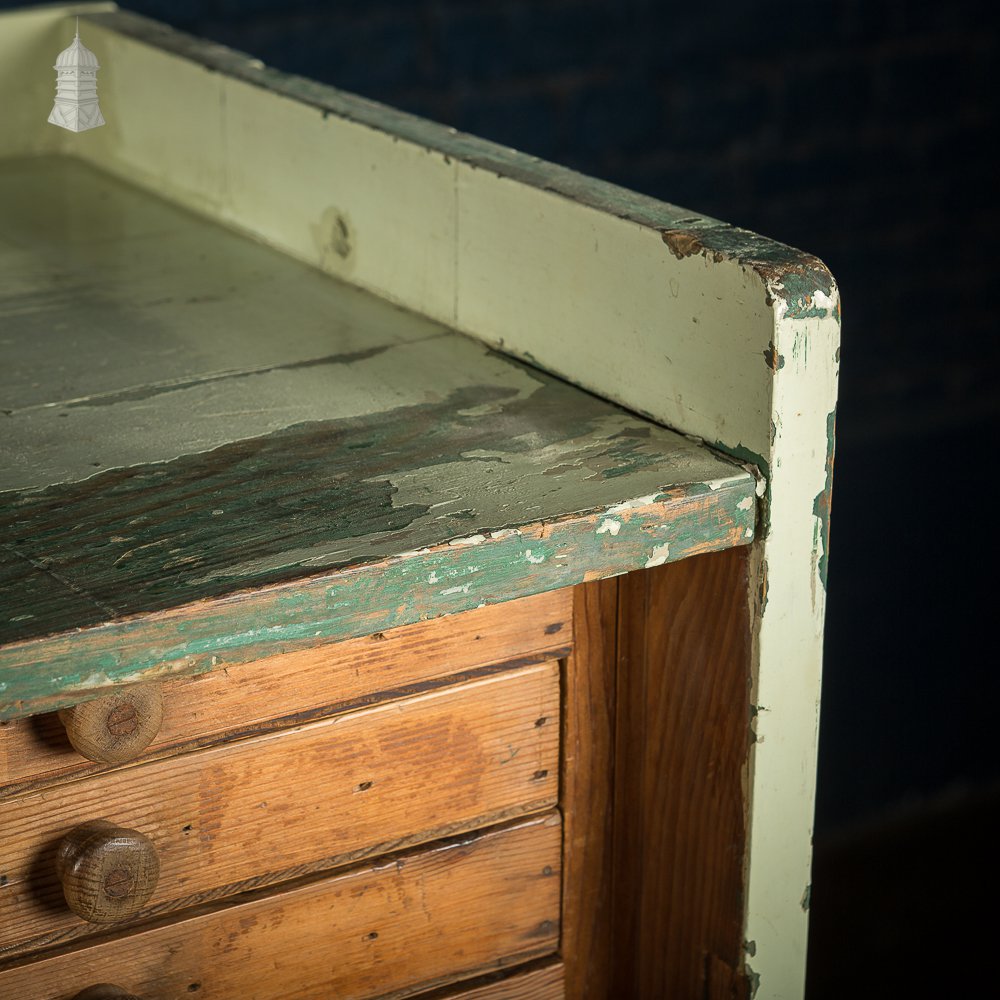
[712,440,770,538]
[811,407,836,591]
[773,268,838,321]
[0,475,756,716]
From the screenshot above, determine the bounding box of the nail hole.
[533,769,548,780]
[535,717,547,727]
[358,780,373,792]
[188,984,201,993]
[366,931,379,940]
[542,865,553,876]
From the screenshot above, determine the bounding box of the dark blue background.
[6,0,998,838]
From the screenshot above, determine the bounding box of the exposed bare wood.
[0,814,562,1000]
[1,590,571,796]
[413,960,564,999]
[72,988,141,1000]
[0,664,559,957]
[612,550,752,998]
[560,579,618,1000]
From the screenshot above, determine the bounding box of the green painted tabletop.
[0,157,756,717]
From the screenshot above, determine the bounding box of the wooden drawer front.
[0,814,561,999]
[0,663,560,957]
[0,589,571,796]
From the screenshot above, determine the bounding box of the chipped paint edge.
[740,288,840,999]
[0,479,755,719]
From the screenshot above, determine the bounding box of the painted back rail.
[0,6,838,997]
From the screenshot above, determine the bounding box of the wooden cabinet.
[0,7,838,998]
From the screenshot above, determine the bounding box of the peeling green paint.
[0,475,755,718]
[0,147,758,720]
[711,440,771,540]
[771,267,838,321]
[811,407,836,591]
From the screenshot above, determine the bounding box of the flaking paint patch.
[763,342,785,372]
[606,494,662,516]
[448,534,487,547]
[596,518,621,536]
[812,407,836,593]
[524,550,545,564]
[644,542,670,568]
[737,496,753,511]
[489,528,522,541]
[661,229,704,260]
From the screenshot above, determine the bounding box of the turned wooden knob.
[73,987,143,1000]
[58,684,163,764]
[56,820,160,924]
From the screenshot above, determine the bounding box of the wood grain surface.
[0,663,559,958]
[415,960,564,999]
[1,589,570,797]
[0,813,562,999]
[612,550,751,998]
[560,579,618,1000]
[72,987,142,1000]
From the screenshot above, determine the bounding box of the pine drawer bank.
[0,6,840,999]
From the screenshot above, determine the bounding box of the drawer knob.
[73,988,143,1000]
[58,684,164,764]
[56,820,160,924]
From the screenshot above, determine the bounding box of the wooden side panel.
[0,589,571,796]
[0,814,562,1000]
[0,664,559,957]
[612,550,751,998]
[560,579,618,1000]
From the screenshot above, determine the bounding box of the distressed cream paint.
[1,7,839,997]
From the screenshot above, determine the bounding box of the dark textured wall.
[5,1,999,834]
